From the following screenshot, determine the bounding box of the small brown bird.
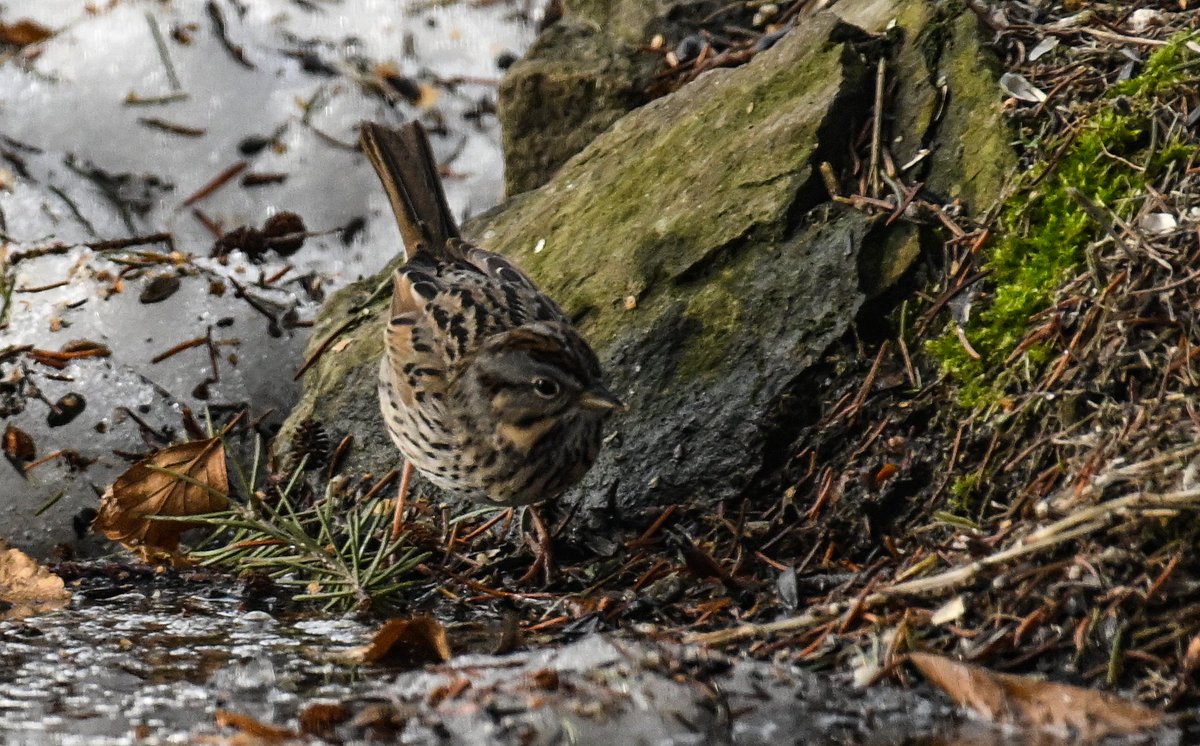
[360,121,623,539]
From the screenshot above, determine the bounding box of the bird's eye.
[532,377,560,398]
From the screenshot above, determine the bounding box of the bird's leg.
[390,461,414,540]
[518,505,556,586]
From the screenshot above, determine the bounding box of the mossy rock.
[499,20,650,196]
[835,0,1016,296]
[278,4,1018,524]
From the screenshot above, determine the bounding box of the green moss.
[481,15,855,359]
[676,268,744,382]
[930,34,1200,406]
[1112,31,1200,98]
[915,0,963,72]
[948,472,980,513]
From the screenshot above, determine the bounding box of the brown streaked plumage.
[361,121,623,510]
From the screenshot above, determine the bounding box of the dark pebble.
[139,273,181,304]
[73,507,98,539]
[340,215,366,245]
[262,211,307,256]
[495,50,519,70]
[383,74,423,105]
[238,136,272,156]
[674,35,704,63]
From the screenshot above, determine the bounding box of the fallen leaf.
[93,437,229,553]
[416,83,439,109]
[529,668,559,690]
[351,616,452,668]
[1028,37,1059,61]
[0,19,53,47]
[1183,634,1200,672]
[349,702,409,736]
[298,702,350,737]
[909,652,1162,739]
[1139,212,1177,235]
[428,676,471,706]
[930,595,965,626]
[0,542,71,619]
[999,72,1047,103]
[215,709,296,743]
[1128,8,1164,32]
[3,424,35,469]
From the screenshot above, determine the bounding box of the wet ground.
[0,573,1063,746]
[1,575,364,744]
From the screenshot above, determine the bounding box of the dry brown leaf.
[909,652,1163,739]
[1183,634,1200,672]
[298,702,351,737]
[352,616,452,668]
[0,19,53,47]
[3,424,35,468]
[415,83,439,109]
[93,437,229,553]
[0,543,71,619]
[214,709,296,743]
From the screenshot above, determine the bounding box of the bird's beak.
[578,385,627,412]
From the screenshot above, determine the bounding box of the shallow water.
[1,575,1171,745]
[0,578,370,744]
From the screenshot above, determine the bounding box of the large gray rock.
[278,2,1019,528]
[498,19,650,196]
[280,12,869,515]
[497,0,722,196]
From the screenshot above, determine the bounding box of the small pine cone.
[290,418,330,472]
[262,211,306,256]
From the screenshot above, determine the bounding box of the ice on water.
[0,0,535,555]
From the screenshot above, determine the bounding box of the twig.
[293,310,369,380]
[15,279,70,293]
[151,335,206,364]
[181,161,249,207]
[868,58,885,197]
[46,184,99,237]
[205,0,255,69]
[145,11,182,92]
[688,488,1200,646]
[139,117,205,137]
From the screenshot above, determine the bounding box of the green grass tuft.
[186,437,427,614]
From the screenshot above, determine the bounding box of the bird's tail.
[359,121,460,260]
